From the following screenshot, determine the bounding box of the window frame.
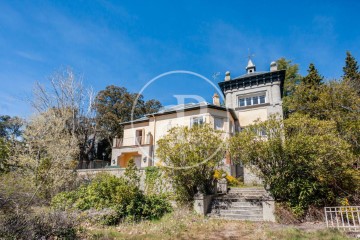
[190,116,205,127]
[237,92,267,107]
[214,117,224,130]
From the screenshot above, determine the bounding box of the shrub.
[156,125,225,203]
[213,169,242,187]
[226,175,242,187]
[145,166,162,194]
[229,114,360,219]
[51,173,172,225]
[142,194,173,220]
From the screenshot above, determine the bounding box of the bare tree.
[30,67,97,169]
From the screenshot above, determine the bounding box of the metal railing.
[113,136,145,147]
[325,206,360,232]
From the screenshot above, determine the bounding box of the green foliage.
[95,85,162,140]
[145,166,162,195]
[229,114,359,218]
[213,169,242,187]
[285,63,324,118]
[302,63,323,86]
[343,51,360,94]
[51,173,172,225]
[277,58,302,117]
[0,138,9,174]
[0,115,23,140]
[124,158,140,186]
[156,124,225,203]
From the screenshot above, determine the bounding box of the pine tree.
[343,51,360,94]
[302,63,323,86]
[286,63,324,118]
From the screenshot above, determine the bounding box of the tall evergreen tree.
[343,51,360,94]
[302,63,323,86]
[286,63,324,118]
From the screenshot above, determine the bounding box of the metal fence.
[325,206,360,232]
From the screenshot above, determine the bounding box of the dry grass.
[84,208,355,240]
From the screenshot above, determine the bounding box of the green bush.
[51,173,172,225]
[229,114,360,218]
[156,125,225,203]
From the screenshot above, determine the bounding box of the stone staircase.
[208,187,267,221]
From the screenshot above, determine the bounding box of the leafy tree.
[343,51,360,94]
[229,114,359,217]
[95,85,162,142]
[156,124,225,203]
[0,138,9,174]
[277,58,302,117]
[0,115,23,141]
[316,80,360,160]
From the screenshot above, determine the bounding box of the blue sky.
[1,0,359,118]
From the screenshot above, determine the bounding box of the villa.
[111,60,286,184]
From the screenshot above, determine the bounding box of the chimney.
[212,93,220,106]
[270,61,277,72]
[224,71,231,81]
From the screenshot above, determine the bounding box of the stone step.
[228,189,266,193]
[213,196,262,201]
[212,200,262,206]
[228,189,265,192]
[228,191,265,195]
[229,187,265,191]
[216,209,263,215]
[211,205,263,210]
[209,214,263,221]
[228,190,266,194]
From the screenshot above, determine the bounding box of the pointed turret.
[246,59,256,74]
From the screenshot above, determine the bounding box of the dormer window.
[238,93,266,107]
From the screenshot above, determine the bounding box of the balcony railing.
[113,136,146,148]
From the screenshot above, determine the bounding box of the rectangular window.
[239,98,245,106]
[191,116,204,127]
[238,93,266,107]
[135,129,144,145]
[259,95,265,104]
[252,96,258,105]
[214,117,224,130]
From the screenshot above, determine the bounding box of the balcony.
[113,135,152,148]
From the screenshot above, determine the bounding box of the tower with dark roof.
[219,60,285,128]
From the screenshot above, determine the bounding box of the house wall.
[225,82,282,127]
[111,107,236,168]
[223,79,282,183]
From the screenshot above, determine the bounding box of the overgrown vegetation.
[145,166,164,195]
[156,124,225,203]
[228,53,360,219]
[83,208,353,240]
[229,114,360,217]
[51,172,172,225]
